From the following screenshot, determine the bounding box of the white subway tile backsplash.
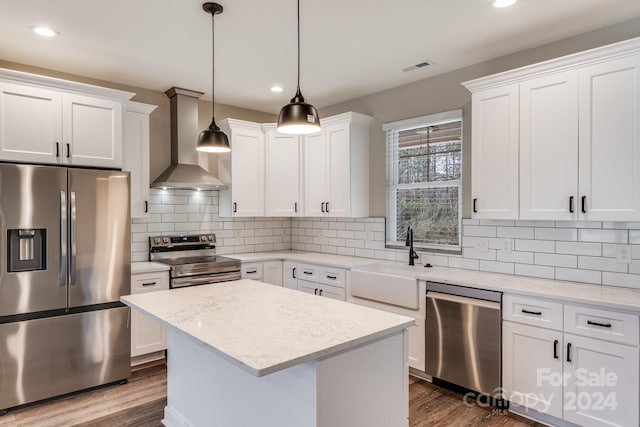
[515,220,555,227]
[556,221,601,229]
[628,260,640,274]
[630,230,640,244]
[602,272,640,289]
[497,251,534,264]
[555,268,601,285]
[462,219,479,225]
[577,256,627,273]
[480,260,514,275]
[515,264,555,279]
[464,225,496,238]
[497,227,534,239]
[556,242,602,256]
[535,227,577,241]
[462,247,497,261]
[535,253,577,268]
[354,248,374,258]
[480,220,515,226]
[448,257,479,270]
[514,239,555,253]
[602,244,630,258]
[603,222,640,229]
[578,229,628,244]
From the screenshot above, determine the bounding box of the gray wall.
[0,59,276,181]
[318,17,640,217]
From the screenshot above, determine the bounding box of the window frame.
[383,109,463,253]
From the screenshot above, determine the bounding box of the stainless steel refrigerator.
[0,163,131,411]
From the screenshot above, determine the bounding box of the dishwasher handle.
[427,291,501,310]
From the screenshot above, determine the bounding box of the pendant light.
[197,2,230,153]
[277,0,320,135]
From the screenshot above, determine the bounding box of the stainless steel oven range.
[149,234,241,288]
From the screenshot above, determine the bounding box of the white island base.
[163,328,409,427]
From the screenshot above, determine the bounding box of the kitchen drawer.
[132,272,169,294]
[319,283,346,301]
[241,262,263,280]
[503,294,563,331]
[320,267,346,288]
[564,304,639,346]
[297,263,319,281]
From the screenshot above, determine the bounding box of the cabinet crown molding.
[0,67,135,102]
[125,101,158,115]
[463,36,640,92]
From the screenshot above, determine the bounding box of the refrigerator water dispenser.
[7,229,46,272]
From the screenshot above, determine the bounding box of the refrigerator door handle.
[60,191,67,286]
[70,191,77,285]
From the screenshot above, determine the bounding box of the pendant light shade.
[277,0,320,135]
[198,2,230,153]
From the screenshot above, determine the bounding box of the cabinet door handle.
[473,198,478,213]
[233,202,237,213]
[66,143,71,158]
[245,269,258,274]
[321,202,325,213]
[581,196,586,213]
[521,309,542,316]
[587,320,612,328]
[144,201,148,213]
[56,142,60,158]
[303,271,313,275]
[566,343,572,363]
[292,267,296,279]
[294,202,298,213]
[314,288,318,295]
[142,282,157,287]
[326,275,337,280]
[553,339,559,359]
[569,196,574,213]
[326,202,330,213]
[319,289,323,296]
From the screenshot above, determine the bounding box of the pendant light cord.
[211,11,216,118]
[297,0,301,92]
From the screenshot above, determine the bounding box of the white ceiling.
[1,0,639,113]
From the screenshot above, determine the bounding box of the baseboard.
[132,350,166,367]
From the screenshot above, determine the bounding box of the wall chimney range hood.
[151,87,225,190]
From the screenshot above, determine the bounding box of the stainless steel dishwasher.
[425,282,502,395]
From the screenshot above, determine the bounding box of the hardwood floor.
[0,363,545,426]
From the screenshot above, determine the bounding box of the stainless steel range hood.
[151,87,225,190]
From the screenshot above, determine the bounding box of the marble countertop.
[228,251,376,269]
[352,262,640,313]
[131,261,170,274]
[121,280,414,377]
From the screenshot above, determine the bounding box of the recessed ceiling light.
[493,0,517,8]
[30,26,59,37]
[270,85,284,93]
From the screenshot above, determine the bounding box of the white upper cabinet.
[578,54,640,221]
[62,93,122,168]
[302,112,372,218]
[123,102,157,218]
[0,82,62,164]
[219,119,265,217]
[470,84,519,219]
[519,71,579,220]
[0,69,133,169]
[465,37,640,221]
[264,125,300,217]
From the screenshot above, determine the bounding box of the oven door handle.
[171,273,241,287]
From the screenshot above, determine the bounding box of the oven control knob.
[162,237,170,244]
[154,237,161,245]
[200,235,207,242]
[208,235,215,242]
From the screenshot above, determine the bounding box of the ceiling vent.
[402,60,432,72]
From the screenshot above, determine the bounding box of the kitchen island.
[121,279,414,427]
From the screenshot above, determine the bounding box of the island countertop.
[121,280,414,377]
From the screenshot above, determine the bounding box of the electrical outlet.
[617,246,632,264]
[477,238,489,252]
[502,238,512,254]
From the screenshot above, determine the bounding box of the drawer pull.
[245,269,258,274]
[304,271,313,275]
[314,288,318,295]
[142,282,157,287]
[567,343,572,363]
[521,309,542,316]
[587,320,612,328]
[553,339,559,359]
[319,289,323,296]
[326,275,337,280]
[292,267,296,279]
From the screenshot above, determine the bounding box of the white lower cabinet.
[241,261,282,286]
[131,271,169,360]
[503,295,639,427]
[283,261,298,290]
[298,279,345,301]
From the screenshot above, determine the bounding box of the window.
[384,110,462,252]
